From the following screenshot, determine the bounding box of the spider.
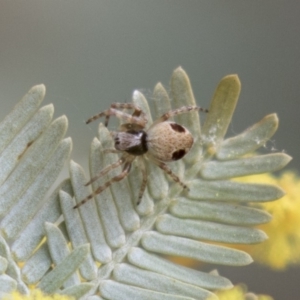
[74,102,208,209]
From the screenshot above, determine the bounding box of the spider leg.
[103,149,121,154]
[151,106,208,126]
[74,161,132,209]
[137,158,147,205]
[120,123,144,131]
[111,102,146,119]
[84,158,124,186]
[86,103,147,127]
[155,160,189,191]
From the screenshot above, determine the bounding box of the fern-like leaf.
[0,68,291,300]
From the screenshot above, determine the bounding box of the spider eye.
[170,123,186,133]
[172,149,186,160]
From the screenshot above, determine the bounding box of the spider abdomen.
[147,121,194,162]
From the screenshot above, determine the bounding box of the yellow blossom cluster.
[237,171,300,270]
[3,290,74,300]
[212,284,273,300]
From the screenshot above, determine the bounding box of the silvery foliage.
[0,68,290,299]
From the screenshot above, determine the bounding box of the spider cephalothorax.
[74,102,208,209]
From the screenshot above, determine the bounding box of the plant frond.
[0,69,290,299]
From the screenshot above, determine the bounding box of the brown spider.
[74,102,208,209]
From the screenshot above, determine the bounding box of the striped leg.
[74,162,132,209]
[84,158,124,186]
[86,103,147,127]
[155,161,189,191]
[151,106,208,126]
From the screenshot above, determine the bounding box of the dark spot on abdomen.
[172,149,186,160]
[170,123,185,133]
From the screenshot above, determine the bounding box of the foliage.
[0,68,290,299]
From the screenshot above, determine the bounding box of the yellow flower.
[210,284,273,300]
[3,290,74,300]
[237,171,300,270]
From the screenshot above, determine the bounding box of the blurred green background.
[0,1,299,299]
